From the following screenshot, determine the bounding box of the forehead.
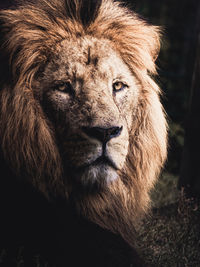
[58,37,113,65]
[46,36,132,80]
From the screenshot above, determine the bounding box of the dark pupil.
[55,82,75,97]
[114,82,122,90]
[58,82,67,91]
[55,82,70,92]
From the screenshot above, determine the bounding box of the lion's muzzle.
[82,126,123,144]
[63,125,127,189]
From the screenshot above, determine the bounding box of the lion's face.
[39,37,138,189]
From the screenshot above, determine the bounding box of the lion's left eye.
[113,81,127,93]
[54,81,74,96]
[57,83,68,91]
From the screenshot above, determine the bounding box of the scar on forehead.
[86,46,99,66]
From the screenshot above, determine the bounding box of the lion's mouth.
[69,155,119,194]
[77,155,119,172]
[68,154,119,192]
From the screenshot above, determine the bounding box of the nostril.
[109,126,123,139]
[82,126,123,143]
[82,126,105,143]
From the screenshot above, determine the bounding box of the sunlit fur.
[0,0,167,247]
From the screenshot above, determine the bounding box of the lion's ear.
[126,23,162,74]
[122,23,162,74]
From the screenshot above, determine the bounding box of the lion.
[0,0,167,265]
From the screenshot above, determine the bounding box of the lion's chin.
[70,163,119,193]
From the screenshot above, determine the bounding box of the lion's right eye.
[113,81,128,93]
[54,81,74,96]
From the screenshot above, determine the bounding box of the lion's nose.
[82,126,123,143]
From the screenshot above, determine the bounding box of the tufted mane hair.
[0,0,167,247]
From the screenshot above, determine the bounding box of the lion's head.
[0,0,167,246]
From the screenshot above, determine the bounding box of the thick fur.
[0,0,167,251]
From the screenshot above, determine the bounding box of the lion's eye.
[54,81,74,95]
[57,83,67,91]
[113,81,127,93]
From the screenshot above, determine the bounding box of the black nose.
[82,126,123,143]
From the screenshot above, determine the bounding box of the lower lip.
[89,155,118,170]
[93,157,118,170]
[72,156,118,172]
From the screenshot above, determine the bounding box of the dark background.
[131,0,199,176]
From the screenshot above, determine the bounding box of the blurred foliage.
[151,172,179,208]
[126,0,199,176]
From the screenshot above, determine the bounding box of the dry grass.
[136,173,200,267]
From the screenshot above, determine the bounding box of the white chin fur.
[80,164,118,186]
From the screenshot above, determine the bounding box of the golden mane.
[0,0,167,247]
